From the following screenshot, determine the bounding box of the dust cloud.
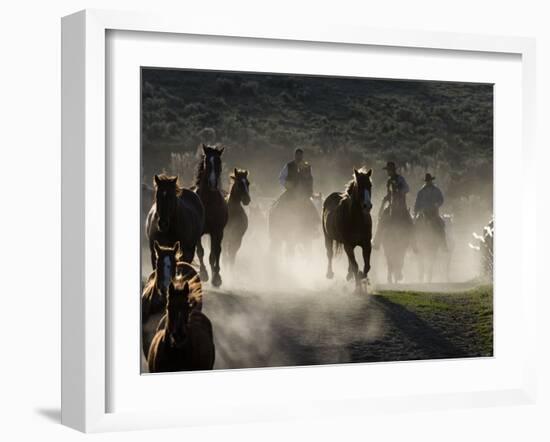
[140,163,492,371]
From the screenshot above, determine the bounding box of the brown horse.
[415,211,450,282]
[194,144,228,287]
[269,163,320,257]
[223,168,251,268]
[322,168,373,292]
[146,174,205,268]
[141,241,183,356]
[152,260,203,331]
[380,180,414,283]
[147,279,215,373]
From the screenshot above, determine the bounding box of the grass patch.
[376,285,493,358]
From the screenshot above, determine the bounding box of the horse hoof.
[346,272,354,281]
[326,270,334,279]
[212,273,222,287]
[200,269,209,282]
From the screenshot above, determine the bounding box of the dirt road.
[202,284,493,370]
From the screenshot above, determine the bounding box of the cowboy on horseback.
[270,148,319,254]
[414,173,447,250]
[372,161,412,250]
[278,148,313,196]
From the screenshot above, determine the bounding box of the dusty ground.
[141,244,493,373]
[201,284,493,370]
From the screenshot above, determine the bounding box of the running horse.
[223,168,251,268]
[194,144,228,287]
[141,240,182,356]
[145,174,205,267]
[269,162,319,256]
[147,278,215,373]
[379,179,414,283]
[415,209,449,282]
[323,168,373,292]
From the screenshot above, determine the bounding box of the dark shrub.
[216,77,236,96]
[240,81,259,96]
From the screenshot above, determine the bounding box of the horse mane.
[344,179,356,196]
[194,154,206,187]
[142,271,157,302]
[154,173,183,197]
[186,274,203,306]
[172,262,203,306]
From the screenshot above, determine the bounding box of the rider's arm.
[278,164,288,188]
[382,191,390,204]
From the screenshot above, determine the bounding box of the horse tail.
[322,192,344,256]
[321,212,343,256]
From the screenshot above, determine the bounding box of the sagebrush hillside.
[141,69,493,210]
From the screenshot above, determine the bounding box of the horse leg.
[395,250,404,283]
[346,261,354,281]
[445,249,452,282]
[227,246,235,270]
[197,237,209,282]
[361,242,371,281]
[385,250,394,284]
[228,240,238,270]
[417,250,424,282]
[232,235,243,268]
[222,237,233,270]
[427,251,435,283]
[325,237,334,279]
[344,244,359,288]
[210,231,223,287]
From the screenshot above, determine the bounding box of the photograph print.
[140,68,494,374]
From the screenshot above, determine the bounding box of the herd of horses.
[141,143,448,372]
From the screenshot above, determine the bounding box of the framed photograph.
[61,9,537,432]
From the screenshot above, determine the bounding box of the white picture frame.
[61,9,537,433]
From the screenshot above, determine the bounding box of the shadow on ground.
[204,286,489,370]
[34,408,61,423]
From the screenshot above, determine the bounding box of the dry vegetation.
[141,69,493,215]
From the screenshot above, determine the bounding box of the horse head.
[229,168,251,206]
[153,240,182,293]
[154,174,179,232]
[352,168,373,216]
[166,281,192,349]
[201,144,224,191]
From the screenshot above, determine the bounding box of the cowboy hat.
[382,161,397,171]
[424,173,436,182]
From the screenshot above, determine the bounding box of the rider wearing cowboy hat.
[276,147,318,240]
[372,161,412,250]
[382,161,409,206]
[278,148,312,194]
[414,173,447,249]
[414,173,443,217]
